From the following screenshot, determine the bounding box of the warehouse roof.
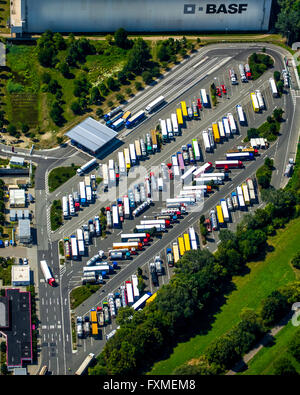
[66,117,118,153]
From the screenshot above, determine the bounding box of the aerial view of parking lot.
[0,0,300,382]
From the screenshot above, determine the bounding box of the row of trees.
[275,0,300,45]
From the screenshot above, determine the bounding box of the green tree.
[142,71,153,85]
[273,357,299,376]
[90,86,101,104]
[106,77,119,91]
[114,28,131,49]
[58,62,70,78]
[260,290,289,327]
[71,101,83,115]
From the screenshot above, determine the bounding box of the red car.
[197,98,202,110]
[205,218,212,232]
[221,84,227,94]
[168,168,173,180]
[216,87,222,97]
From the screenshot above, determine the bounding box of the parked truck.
[77,158,97,175]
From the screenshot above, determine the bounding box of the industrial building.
[0,289,33,369]
[9,188,26,208]
[66,116,118,155]
[11,0,273,34]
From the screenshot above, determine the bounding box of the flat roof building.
[12,265,31,286]
[17,219,31,244]
[0,288,33,369]
[66,117,118,154]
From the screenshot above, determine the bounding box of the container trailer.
[202,130,211,152]
[125,281,134,305]
[145,95,165,113]
[269,78,278,97]
[241,183,250,205]
[207,128,215,149]
[171,243,179,264]
[231,192,239,209]
[178,237,186,256]
[131,274,140,300]
[86,185,92,203]
[134,139,142,159]
[222,117,231,137]
[220,199,230,222]
[227,113,237,134]
[40,260,55,286]
[181,101,188,118]
[122,111,131,121]
[117,151,126,175]
[62,195,69,218]
[188,227,198,250]
[215,160,243,169]
[238,64,247,82]
[192,139,201,161]
[251,92,260,112]
[176,108,184,126]
[166,118,173,139]
[104,106,122,121]
[216,205,224,226]
[111,117,124,130]
[140,139,147,157]
[126,110,145,128]
[70,235,78,260]
[246,178,256,202]
[193,162,213,178]
[181,166,197,185]
[200,89,209,107]
[183,233,191,252]
[237,186,246,209]
[160,119,168,142]
[225,152,254,161]
[77,158,97,175]
[212,123,220,143]
[255,90,265,110]
[236,105,246,125]
[124,148,131,169]
[129,144,137,165]
[171,113,179,135]
[218,121,225,139]
[151,130,158,151]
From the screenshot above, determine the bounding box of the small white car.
[23,258,28,265]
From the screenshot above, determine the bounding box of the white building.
[12,265,31,286]
[9,189,26,208]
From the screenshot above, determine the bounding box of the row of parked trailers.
[210,178,256,229]
[64,216,101,261]
[202,112,239,153]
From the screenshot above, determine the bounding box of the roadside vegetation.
[70,284,101,310]
[248,52,274,80]
[256,157,274,190]
[48,165,79,193]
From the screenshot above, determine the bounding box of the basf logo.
[184,3,248,15]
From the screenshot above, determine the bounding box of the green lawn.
[148,217,300,375]
[50,199,63,231]
[240,322,300,375]
[48,166,79,192]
